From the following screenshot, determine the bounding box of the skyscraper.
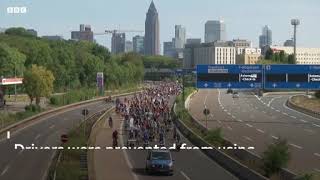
[71,24,94,42]
[205,20,226,43]
[133,35,144,54]
[174,25,186,49]
[125,41,133,52]
[145,1,160,55]
[259,25,272,48]
[111,33,126,54]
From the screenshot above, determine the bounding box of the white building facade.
[270,46,320,64]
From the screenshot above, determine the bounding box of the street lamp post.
[291,19,300,63]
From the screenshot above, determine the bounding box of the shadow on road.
[132,168,172,177]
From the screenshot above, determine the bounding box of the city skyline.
[1,0,320,51]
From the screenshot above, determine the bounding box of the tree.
[23,65,55,105]
[288,54,296,64]
[279,51,287,62]
[0,42,26,77]
[262,138,291,177]
[5,27,36,37]
[265,48,274,60]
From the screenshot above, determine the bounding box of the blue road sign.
[264,65,320,89]
[197,65,263,89]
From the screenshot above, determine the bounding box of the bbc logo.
[7,7,27,14]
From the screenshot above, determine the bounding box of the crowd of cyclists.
[110,82,182,148]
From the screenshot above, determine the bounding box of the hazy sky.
[1,0,320,52]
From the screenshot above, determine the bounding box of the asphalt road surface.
[123,97,238,180]
[0,100,112,180]
[189,89,320,174]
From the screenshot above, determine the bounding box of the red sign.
[0,78,23,85]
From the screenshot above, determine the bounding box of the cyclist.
[112,130,118,148]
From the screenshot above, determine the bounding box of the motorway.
[0,100,111,180]
[189,89,320,174]
[123,97,238,180]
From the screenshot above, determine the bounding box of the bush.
[204,128,224,146]
[315,90,320,99]
[262,138,290,177]
[50,96,59,105]
[25,104,41,112]
[294,173,314,180]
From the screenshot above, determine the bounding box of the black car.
[145,150,174,175]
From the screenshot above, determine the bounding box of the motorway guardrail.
[0,90,142,136]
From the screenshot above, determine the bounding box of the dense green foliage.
[0,28,145,92]
[262,138,291,177]
[50,89,96,106]
[23,65,55,104]
[143,55,181,69]
[263,48,295,64]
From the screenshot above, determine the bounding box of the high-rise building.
[184,42,235,68]
[259,25,272,48]
[205,20,226,43]
[174,25,186,49]
[145,1,160,55]
[163,41,175,57]
[71,24,94,42]
[284,39,294,47]
[125,41,133,52]
[133,35,144,54]
[111,33,126,54]
[186,38,201,45]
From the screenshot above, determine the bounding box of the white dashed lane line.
[227,126,233,131]
[282,112,288,116]
[290,116,297,119]
[313,123,320,128]
[257,129,265,134]
[289,143,303,149]
[35,134,41,140]
[314,153,320,158]
[262,111,266,114]
[180,171,191,180]
[243,136,253,142]
[246,124,253,128]
[0,165,9,176]
[49,125,55,129]
[231,115,236,119]
[300,119,307,123]
[275,110,280,112]
[271,135,279,140]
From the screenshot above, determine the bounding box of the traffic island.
[287,95,320,118]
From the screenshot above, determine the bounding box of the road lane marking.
[231,115,236,119]
[35,134,41,140]
[204,90,209,106]
[314,153,320,158]
[289,143,303,149]
[246,124,253,128]
[290,116,297,119]
[49,125,55,129]
[313,123,320,128]
[300,119,307,123]
[275,110,280,112]
[224,109,227,112]
[243,136,253,142]
[257,129,265,134]
[271,135,279,140]
[262,111,266,114]
[227,126,233,131]
[1,165,9,176]
[283,100,320,121]
[7,131,10,139]
[315,168,320,173]
[304,129,315,134]
[180,171,191,180]
[227,112,231,116]
[238,119,243,122]
[282,112,288,116]
[267,96,283,107]
[270,107,275,110]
